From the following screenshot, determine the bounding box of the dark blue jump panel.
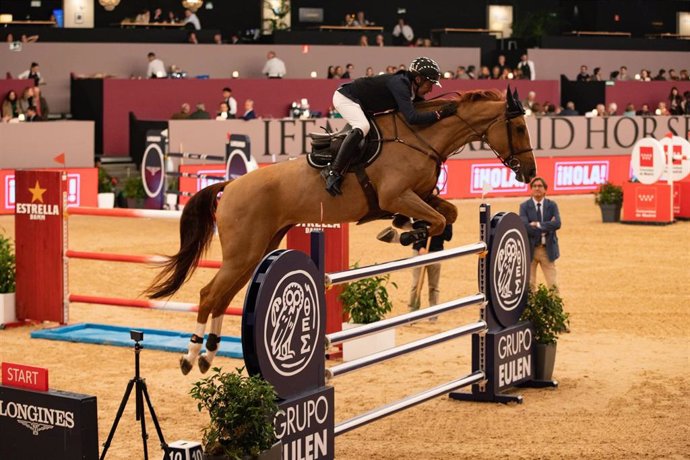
[31,323,243,359]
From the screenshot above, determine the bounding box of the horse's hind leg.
[180,278,218,375]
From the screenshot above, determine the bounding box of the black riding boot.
[323,128,363,196]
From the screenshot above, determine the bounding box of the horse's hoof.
[198,355,211,374]
[180,356,193,375]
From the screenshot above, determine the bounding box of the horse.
[145,86,537,374]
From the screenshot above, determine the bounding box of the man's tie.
[537,202,543,222]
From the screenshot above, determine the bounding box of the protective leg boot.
[324,128,364,196]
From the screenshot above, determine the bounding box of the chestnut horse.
[146,87,537,374]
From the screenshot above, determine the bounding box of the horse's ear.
[512,87,519,102]
[506,85,514,104]
[505,85,525,118]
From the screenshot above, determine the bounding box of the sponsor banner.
[675,182,690,218]
[622,182,673,223]
[276,386,334,460]
[631,138,665,185]
[486,322,533,393]
[0,168,97,215]
[659,135,690,182]
[0,385,98,460]
[1,363,48,392]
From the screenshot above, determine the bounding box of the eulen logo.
[470,164,528,194]
[553,160,609,191]
[492,228,527,313]
[264,270,320,377]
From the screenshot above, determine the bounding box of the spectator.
[151,8,164,23]
[477,66,491,79]
[333,65,344,78]
[241,99,256,120]
[32,86,48,117]
[623,103,636,117]
[669,87,683,115]
[1,90,22,119]
[262,50,286,78]
[576,65,590,81]
[147,52,167,78]
[490,65,501,79]
[18,87,35,113]
[342,64,355,79]
[653,69,667,81]
[594,103,606,117]
[683,91,690,115]
[167,11,179,23]
[188,103,211,119]
[522,91,537,110]
[216,101,230,120]
[213,33,224,44]
[636,103,652,116]
[591,67,603,81]
[353,11,372,26]
[638,69,652,81]
[519,177,561,291]
[392,17,414,46]
[5,33,14,43]
[496,54,508,75]
[222,87,237,118]
[616,66,630,81]
[607,102,618,116]
[183,9,201,30]
[466,65,476,79]
[421,38,432,47]
[21,33,39,43]
[24,105,42,122]
[516,53,536,80]
[134,9,151,24]
[656,101,670,116]
[668,69,679,80]
[187,31,199,44]
[407,190,453,315]
[374,34,385,47]
[18,62,43,86]
[544,103,558,116]
[365,66,374,77]
[679,69,689,81]
[398,63,407,71]
[342,13,355,27]
[454,66,470,80]
[327,65,336,79]
[530,102,544,116]
[560,101,578,116]
[170,102,191,119]
[358,34,369,46]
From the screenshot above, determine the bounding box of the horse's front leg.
[426,195,458,224]
[380,189,446,236]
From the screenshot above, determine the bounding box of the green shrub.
[122,175,146,200]
[190,367,278,459]
[339,264,396,324]
[0,232,16,294]
[594,181,623,205]
[520,284,569,345]
[98,167,115,193]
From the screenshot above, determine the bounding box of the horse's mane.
[416,89,505,109]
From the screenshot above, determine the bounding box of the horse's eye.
[516,125,526,134]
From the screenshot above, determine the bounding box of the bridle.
[453,109,532,175]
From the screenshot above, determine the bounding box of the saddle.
[306,119,383,170]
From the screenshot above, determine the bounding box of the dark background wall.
[2,0,687,38]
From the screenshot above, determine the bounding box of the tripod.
[100,336,168,460]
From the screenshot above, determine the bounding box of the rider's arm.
[386,77,438,125]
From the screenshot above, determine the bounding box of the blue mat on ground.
[31,323,243,359]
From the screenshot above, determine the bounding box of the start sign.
[1,362,48,392]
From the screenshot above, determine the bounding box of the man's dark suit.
[519,198,561,262]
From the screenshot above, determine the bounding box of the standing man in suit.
[519,177,561,291]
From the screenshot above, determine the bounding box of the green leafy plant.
[0,232,16,294]
[594,182,623,206]
[339,264,397,324]
[190,367,278,459]
[122,174,146,200]
[98,166,116,193]
[520,284,569,345]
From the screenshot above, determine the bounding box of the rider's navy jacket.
[337,70,438,125]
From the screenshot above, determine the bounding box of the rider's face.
[415,78,434,97]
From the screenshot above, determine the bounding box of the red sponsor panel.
[0,168,97,215]
[14,171,66,323]
[287,224,349,335]
[622,182,673,223]
[639,146,654,168]
[1,362,49,392]
[675,181,690,218]
[440,155,630,199]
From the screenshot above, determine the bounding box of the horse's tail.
[145,180,232,299]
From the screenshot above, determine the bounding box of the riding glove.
[437,103,458,119]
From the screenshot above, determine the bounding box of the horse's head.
[483,86,537,183]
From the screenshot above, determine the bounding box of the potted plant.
[594,181,623,223]
[122,174,146,209]
[0,231,16,325]
[339,267,397,361]
[190,367,281,460]
[165,177,179,210]
[520,284,570,381]
[97,165,117,208]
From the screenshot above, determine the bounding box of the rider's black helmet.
[409,57,442,87]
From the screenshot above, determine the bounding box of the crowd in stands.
[575,64,690,82]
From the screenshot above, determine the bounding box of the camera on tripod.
[130,330,144,342]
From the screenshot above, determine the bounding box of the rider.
[323,56,457,196]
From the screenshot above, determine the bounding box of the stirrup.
[325,171,343,196]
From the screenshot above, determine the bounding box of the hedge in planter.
[594,182,623,223]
